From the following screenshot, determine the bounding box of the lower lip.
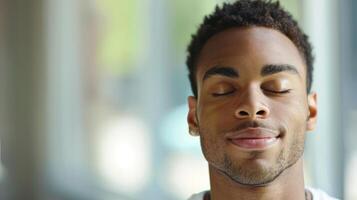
[230,137,279,150]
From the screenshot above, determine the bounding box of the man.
[185,0,338,200]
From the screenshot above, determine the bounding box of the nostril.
[256,110,266,115]
[239,111,249,116]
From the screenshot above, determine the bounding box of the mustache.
[229,120,277,133]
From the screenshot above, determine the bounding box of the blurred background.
[0,0,356,199]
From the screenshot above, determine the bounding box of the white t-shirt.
[187,187,339,200]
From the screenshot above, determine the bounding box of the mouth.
[226,127,281,151]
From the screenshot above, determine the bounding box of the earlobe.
[187,96,199,136]
[306,92,318,131]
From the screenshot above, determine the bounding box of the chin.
[219,152,288,185]
[224,164,282,186]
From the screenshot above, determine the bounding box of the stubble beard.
[201,130,305,186]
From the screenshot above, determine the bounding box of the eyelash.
[264,89,291,94]
[212,89,291,97]
[212,90,235,97]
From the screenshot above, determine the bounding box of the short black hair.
[186,0,314,97]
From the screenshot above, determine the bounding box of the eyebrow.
[202,66,239,81]
[261,64,299,77]
[202,64,299,82]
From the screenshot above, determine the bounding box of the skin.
[187,27,317,200]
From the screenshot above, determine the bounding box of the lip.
[226,128,280,150]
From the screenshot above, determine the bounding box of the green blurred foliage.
[168,0,218,61]
[97,0,144,75]
[96,0,301,75]
[279,0,302,21]
[167,0,301,64]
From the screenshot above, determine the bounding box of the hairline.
[191,25,310,96]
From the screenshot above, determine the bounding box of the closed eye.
[212,90,235,97]
[264,89,291,94]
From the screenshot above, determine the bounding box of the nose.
[234,89,270,119]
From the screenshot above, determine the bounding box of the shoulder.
[187,191,207,200]
[307,187,340,200]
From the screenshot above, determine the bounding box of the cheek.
[198,100,236,132]
[198,119,228,167]
[271,91,308,118]
[270,97,308,138]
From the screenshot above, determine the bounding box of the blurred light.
[96,116,152,194]
[162,153,209,199]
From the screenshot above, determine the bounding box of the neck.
[208,157,306,200]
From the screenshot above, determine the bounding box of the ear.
[187,96,199,136]
[306,92,317,131]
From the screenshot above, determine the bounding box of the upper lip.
[225,127,280,140]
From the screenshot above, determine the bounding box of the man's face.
[187,27,317,186]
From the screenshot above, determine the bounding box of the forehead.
[195,27,306,82]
